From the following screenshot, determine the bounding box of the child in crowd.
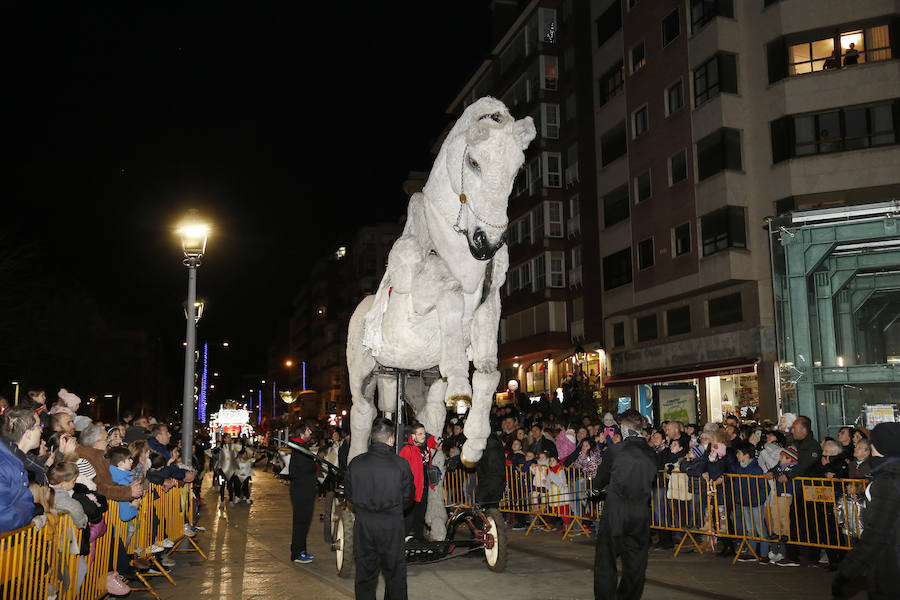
[108,447,142,548]
[767,446,799,562]
[48,461,90,593]
[546,455,570,531]
[530,450,550,518]
[729,442,769,562]
[233,448,254,504]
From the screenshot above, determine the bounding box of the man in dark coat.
[592,409,657,600]
[833,422,900,600]
[289,421,317,564]
[345,417,414,600]
[780,415,821,566]
[476,433,507,508]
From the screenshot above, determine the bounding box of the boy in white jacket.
[232,449,254,504]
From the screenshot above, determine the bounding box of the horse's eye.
[468,156,480,171]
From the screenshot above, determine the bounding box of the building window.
[661,8,680,47]
[539,7,557,43]
[571,245,582,269]
[787,25,892,76]
[565,143,579,188]
[565,93,577,122]
[627,0,639,9]
[673,222,691,256]
[550,252,565,287]
[598,61,625,106]
[602,247,632,290]
[634,170,651,203]
[520,261,532,291]
[542,153,562,188]
[701,206,746,256]
[696,127,742,181]
[548,201,563,237]
[693,53,737,107]
[603,184,630,227]
[636,314,658,342]
[534,254,546,290]
[569,194,580,219]
[630,41,646,73]
[690,0,733,33]
[540,103,560,139]
[708,292,743,327]
[638,237,654,270]
[533,203,545,239]
[613,322,625,347]
[669,149,687,185]
[541,55,559,90]
[601,121,627,166]
[666,306,691,336]
[632,104,649,137]
[597,0,622,48]
[770,101,897,162]
[666,80,684,115]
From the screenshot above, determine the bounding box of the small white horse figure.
[346,97,535,538]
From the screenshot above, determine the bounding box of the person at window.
[843,42,859,66]
[823,49,841,70]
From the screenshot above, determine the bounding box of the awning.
[604,358,758,387]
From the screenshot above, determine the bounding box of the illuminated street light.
[284,359,293,367]
[222,341,230,348]
[176,209,210,469]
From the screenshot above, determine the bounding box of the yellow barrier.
[0,482,201,600]
[441,462,869,559]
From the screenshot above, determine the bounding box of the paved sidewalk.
[153,469,864,599]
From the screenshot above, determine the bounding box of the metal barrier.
[441,462,868,561]
[0,482,200,600]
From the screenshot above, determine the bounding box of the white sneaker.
[160,539,175,549]
[149,544,165,554]
[191,525,206,531]
[183,524,196,538]
[160,555,176,568]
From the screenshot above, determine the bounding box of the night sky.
[4,2,494,402]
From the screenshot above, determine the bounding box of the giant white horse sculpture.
[346,97,535,539]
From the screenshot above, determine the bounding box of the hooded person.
[555,428,576,462]
[50,389,82,417]
[833,422,900,600]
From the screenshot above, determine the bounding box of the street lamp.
[176,211,210,469]
[10,381,20,405]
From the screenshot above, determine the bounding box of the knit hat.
[780,447,799,462]
[870,422,900,458]
[691,445,704,459]
[73,415,93,432]
[76,458,97,491]
[57,388,82,410]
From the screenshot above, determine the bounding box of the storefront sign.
[655,386,697,424]
[865,404,896,429]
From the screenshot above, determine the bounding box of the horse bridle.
[452,112,510,237]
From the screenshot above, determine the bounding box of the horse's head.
[425,97,536,262]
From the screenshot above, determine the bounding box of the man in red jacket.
[399,421,438,540]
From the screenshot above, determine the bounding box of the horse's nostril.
[473,229,487,248]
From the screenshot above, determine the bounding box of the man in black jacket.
[592,409,657,600]
[289,421,317,564]
[346,417,414,600]
[780,415,821,566]
[833,422,900,599]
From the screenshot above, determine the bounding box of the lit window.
[631,41,646,73]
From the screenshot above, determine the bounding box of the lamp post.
[103,393,120,422]
[177,212,210,469]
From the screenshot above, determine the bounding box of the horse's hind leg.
[422,379,448,540]
[347,297,378,462]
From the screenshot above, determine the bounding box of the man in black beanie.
[832,422,899,599]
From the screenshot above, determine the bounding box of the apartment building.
[448,0,606,401]
[282,221,401,420]
[592,0,899,433]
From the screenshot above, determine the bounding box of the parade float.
[281,96,535,576]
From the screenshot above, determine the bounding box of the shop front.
[605,359,760,426]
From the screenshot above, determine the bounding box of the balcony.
[568,265,582,287]
[570,319,585,341]
[567,215,581,237]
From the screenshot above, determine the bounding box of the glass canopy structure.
[770,201,900,438]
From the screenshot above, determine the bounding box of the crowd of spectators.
[0,387,205,595]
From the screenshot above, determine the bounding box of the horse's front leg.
[411,254,472,406]
[462,247,507,466]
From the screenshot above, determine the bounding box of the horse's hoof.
[460,456,478,469]
[445,376,472,407]
[447,393,472,405]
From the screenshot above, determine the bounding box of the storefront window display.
[706,372,760,422]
